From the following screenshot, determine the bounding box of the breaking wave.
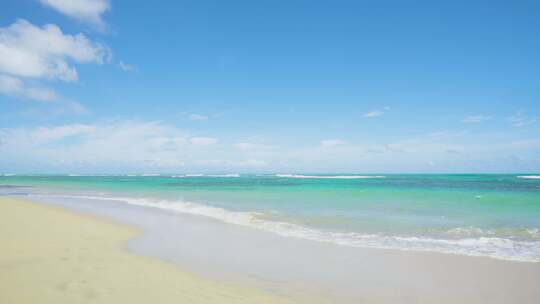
[275,174,385,179]
[517,175,540,180]
[172,174,240,178]
[34,193,540,263]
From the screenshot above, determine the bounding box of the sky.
[0,0,539,173]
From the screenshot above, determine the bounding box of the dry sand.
[0,198,293,304]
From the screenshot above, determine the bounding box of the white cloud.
[0,121,250,171]
[0,19,110,107]
[189,114,209,121]
[118,61,137,73]
[321,139,346,148]
[0,19,110,83]
[28,124,96,143]
[0,74,59,102]
[38,0,111,27]
[0,121,190,170]
[190,137,217,145]
[507,111,537,127]
[462,115,492,123]
[0,121,539,173]
[363,110,384,118]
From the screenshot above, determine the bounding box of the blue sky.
[1,0,539,173]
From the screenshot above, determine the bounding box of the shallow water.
[1,173,540,261]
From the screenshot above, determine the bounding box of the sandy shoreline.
[3,195,540,303]
[0,198,293,304]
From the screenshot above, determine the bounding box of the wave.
[276,174,385,179]
[35,193,540,262]
[0,174,16,176]
[172,174,240,178]
[446,226,540,239]
[65,174,122,177]
[517,175,540,180]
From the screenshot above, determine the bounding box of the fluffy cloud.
[0,19,110,82]
[0,19,110,109]
[38,0,111,27]
[462,115,492,123]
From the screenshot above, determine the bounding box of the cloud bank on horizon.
[0,0,539,173]
[1,120,539,173]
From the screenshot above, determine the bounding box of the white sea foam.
[0,173,16,176]
[35,193,540,263]
[66,174,117,177]
[447,226,491,236]
[275,174,385,179]
[445,227,540,239]
[517,175,540,180]
[527,228,540,238]
[172,174,240,178]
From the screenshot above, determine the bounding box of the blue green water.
[2,173,540,261]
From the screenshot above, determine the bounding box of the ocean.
[1,173,539,262]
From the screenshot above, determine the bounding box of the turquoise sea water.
[1,173,540,262]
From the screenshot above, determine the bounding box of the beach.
[1,174,540,303]
[2,196,540,304]
[0,198,293,304]
[2,0,539,302]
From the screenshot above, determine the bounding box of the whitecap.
[207,174,240,177]
[517,175,540,180]
[275,174,385,179]
[172,174,240,178]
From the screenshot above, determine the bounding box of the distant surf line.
[275,174,385,179]
[517,176,540,180]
